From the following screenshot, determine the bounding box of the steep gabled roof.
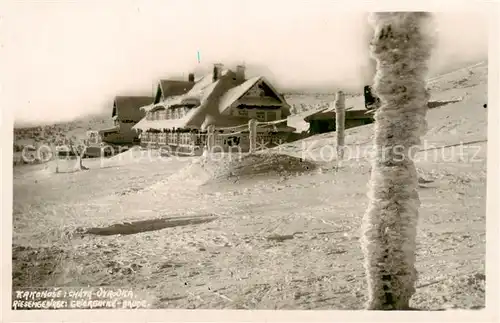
[159,73,217,108]
[218,76,262,113]
[112,96,153,121]
[154,80,194,104]
[187,74,216,94]
[184,79,224,129]
[218,76,291,117]
[134,67,292,131]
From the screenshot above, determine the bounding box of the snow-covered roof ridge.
[133,65,292,131]
[157,71,227,109]
[218,76,262,113]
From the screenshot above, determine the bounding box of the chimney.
[213,63,224,82]
[188,73,195,82]
[235,65,245,82]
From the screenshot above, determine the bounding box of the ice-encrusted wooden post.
[207,125,215,154]
[175,131,181,151]
[248,119,257,153]
[55,151,59,173]
[69,138,85,171]
[335,90,346,162]
[191,131,197,155]
[360,12,434,310]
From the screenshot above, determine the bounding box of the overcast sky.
[2,1,490,125]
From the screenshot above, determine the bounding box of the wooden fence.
[138,118,290,155]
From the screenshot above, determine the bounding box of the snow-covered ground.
[12,62,487,310]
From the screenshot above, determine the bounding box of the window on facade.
[159,110,166,120]
[238,109,248,117]
[167,109,172,119]
[256,111,266,122]
[266,111,277,121]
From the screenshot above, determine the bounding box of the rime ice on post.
[360,12,434,310]
[191,132,197,152]
[207,125,215,154]
[248,119,257,154]
[335,91,346,162]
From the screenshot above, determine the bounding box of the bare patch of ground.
[12,245,68,289]
[84,214,218,236]
[428,99,462,109]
